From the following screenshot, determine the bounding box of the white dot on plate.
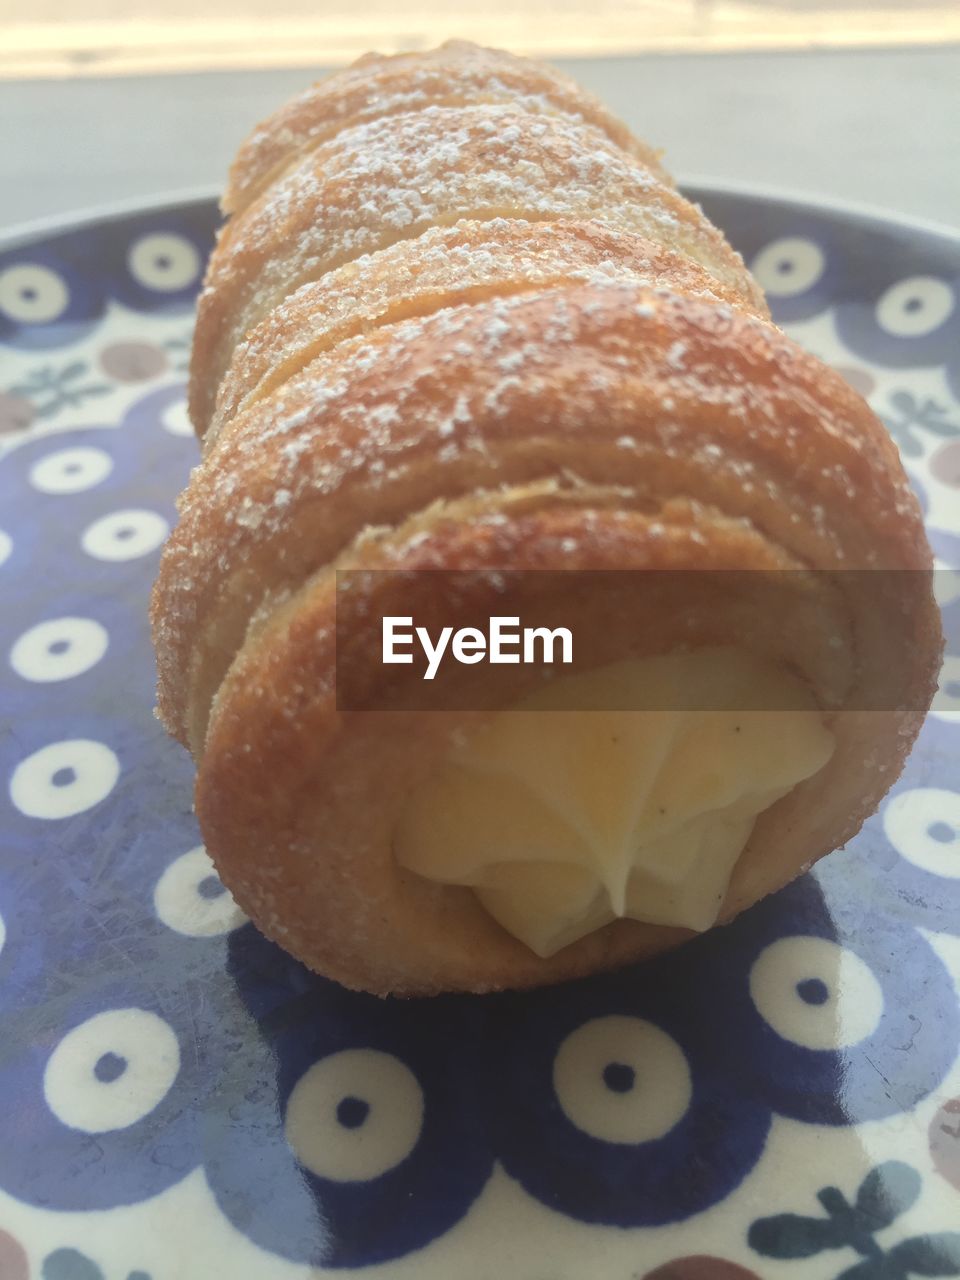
[154,846,247,937]
[552,1015,691,1144]
[750,237,825,298]
[29,447,113,496]
[9,616,108,683]
[128,234,200,293]
[883,787,960,879]
[0,529,11,568]
[44,1008,180,1134]
[285,1049,424,1182]
[0,263,70,324]
[749,936,884,1051]
[161,398,194,437]
[81,509,168,561]
[876,276,955,337]
[9,739,120,820]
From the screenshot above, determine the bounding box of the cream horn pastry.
[151,44,941,995]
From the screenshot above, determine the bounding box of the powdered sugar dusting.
[205,216,763,440]
[224,41,666,215]
[195,100,761,427]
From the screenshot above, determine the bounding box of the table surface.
[2,45,959,239]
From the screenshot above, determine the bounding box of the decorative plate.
[0,187,959,1280]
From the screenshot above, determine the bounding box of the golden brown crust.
[190,104,765,433]
[222,40,670,217]
[152,46,942,995]
[205,219,769,446]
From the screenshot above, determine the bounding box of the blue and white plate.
[1,188,959,1280]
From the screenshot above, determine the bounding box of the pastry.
[190,58,766,434]
[205,219,767,450]
[220,40,671,220]
[152,43,941,995]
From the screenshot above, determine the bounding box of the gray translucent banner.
[333,568,952,713]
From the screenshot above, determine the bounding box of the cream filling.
[394,647,835,958]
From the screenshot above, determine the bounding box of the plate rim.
[0,179,958,257]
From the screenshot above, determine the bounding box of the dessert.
[151,41,941,994]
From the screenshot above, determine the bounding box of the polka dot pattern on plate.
[931,440,960,488]
[749,236,825,297]
[160,397,193,437]
[41,1248,104,1280]
[0,263,70,324]
[0,393,35,435]
[9,617,108,682]
[642,1259,762,1280]
[9,739,120,820]
[153,846,247,937]
[942,680,960,720]
[933,566,960,608]
[875,275,956,337]
[1,191,959,1270]
[43,1008,180,1134]
[285,1049,425,1182]
[552,1015,691,1144]
[127,233,201,293]
[0,1228,29,1280]
[884,788,960,878]
[29,447,113,495]
[749,936,885,1051]
[931,655,960,722]
[98,341,168,383]
[929,1096,960,1193]
[81,509,168,561]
